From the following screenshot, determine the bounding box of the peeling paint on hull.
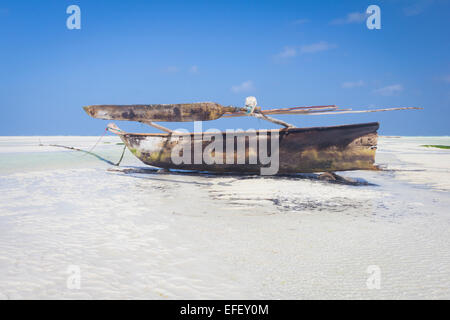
[119,122,379,174]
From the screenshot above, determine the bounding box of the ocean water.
[0,135,449,299]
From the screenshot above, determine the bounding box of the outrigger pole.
[83,97,422,132]
[223,97,422,129]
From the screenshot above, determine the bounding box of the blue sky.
[0,0,449,135]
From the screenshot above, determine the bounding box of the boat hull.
[118,122,379,174]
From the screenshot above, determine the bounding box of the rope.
[242,96,294,128]
[244,96,258,114]
[114,144,126,166]
[43,144,125,166]
[245,104,257,114]
[83,127,126,165]
[39,128,127,166]
[80,128,107,157]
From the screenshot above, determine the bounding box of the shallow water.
[0,136,449,299]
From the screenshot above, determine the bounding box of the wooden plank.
[83,103,242,122]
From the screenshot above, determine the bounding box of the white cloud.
[276,46,297,59]
[373,84,404,96]
[342,80,365,88]
[231,80,254,93]
[403,0,433,16]
[275,42,335,61]
[299,41,336,54]
[189,65,198,73]
[163,66,178,73]
[293,18,309,25]
[330,12,367,25]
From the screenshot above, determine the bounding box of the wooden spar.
[252,113,294,128]
[84,103,422,132]
[223,106,422,118]
[84,103,421,122]
[83,103,339,123]
[223,105,421,128]
[303,106,423,116]
[222,106,340,118]
[262,105,338,114]
[140,121,173,133]
[83,103,255,122]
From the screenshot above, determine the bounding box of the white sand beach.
[0,136,449,299]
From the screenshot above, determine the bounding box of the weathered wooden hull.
[117,122,379,174]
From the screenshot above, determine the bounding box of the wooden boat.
[83,98,420,175]
[106,122,379,174]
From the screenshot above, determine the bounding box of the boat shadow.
[107,167,376,186]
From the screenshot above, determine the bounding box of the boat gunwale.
[117,122,380,137]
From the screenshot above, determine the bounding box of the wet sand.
[0,136,449,299]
